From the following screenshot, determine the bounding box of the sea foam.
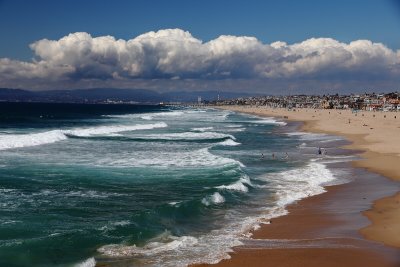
[66,122,167,137]
[98,148,245,168]
[74,257,96,267]
[98,234,199,257]
[139,131,235,141]
[201,192,225,206]
[215,174,252,192]
[0,122,167,151]
[260,162,336,207]
[286,131,343,142]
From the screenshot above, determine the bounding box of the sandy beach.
[197,106,400,267]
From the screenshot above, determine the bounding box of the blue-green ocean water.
[0,103,351,267]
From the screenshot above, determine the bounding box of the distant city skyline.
[0,0,400,93]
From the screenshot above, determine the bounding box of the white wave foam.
[142,131,235,141]
[113,220,130,226]
[191,127,214,132]
[216,181,248,192]
[223,127,245,132]
[168,201,182,206]
[260,162,336,207]
[99,234,198,257]
[106,111,184,120]
[244,115,286,125]
[298,142,307,147]
[0,130,67,150]
[217,139,241,146]
[216,174,252,192]
[74,257,96,267]
[0,123,167,151]
[225,124,243,128]
[67,122,167,137]
[103,133,123,137]
[98,163,336,267]
[98,228,242,266]
[64,190,124,198]
[34,189,124,199]
[286,132,342,142]
[248,119,287,125]
[100,148,245,168]
[185,110,206,113]
[201,192,225,206]
[141,111,185,120]
[311,155,356,164]
[98,220,131,232]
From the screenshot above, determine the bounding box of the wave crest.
[0,122,168,151]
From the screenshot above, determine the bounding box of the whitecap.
[168,201,181,206]
[138,131,235,141]
[0,130,67,150]
[223,128,246,132]
[140,111,185,120]
[216,181,248,192]
[0,122,168,151]
[191,127,214,132]
[201,192,225,206]
[74,257,96,267]
[99,148,245,168]
[216,174,252,192]
[105,111,184,120]
[66,122,167,137]
[217,139,241,146]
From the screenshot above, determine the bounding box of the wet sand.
[196,106,400,267]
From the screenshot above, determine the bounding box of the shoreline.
[196,106,400,267]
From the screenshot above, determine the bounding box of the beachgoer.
[272,153,275,159]
[318,147,322,155]
[261,153,264,159]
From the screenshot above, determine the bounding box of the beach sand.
[195,106,400,267]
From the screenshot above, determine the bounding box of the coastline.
[197,106,400,267]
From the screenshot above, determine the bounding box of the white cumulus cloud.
[0,28,399,91]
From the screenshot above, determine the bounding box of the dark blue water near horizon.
[0,103,349,267]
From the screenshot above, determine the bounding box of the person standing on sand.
[318,147,322,155]
[272,153,275,159]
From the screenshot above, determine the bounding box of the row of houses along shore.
[211,92,399,111]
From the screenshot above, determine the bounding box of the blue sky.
[1,0,399,60]
[0,0,400,92]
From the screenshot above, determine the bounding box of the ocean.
[0,103,354,267]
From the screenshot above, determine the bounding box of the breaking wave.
[0,122,167,150]
[96,148,245,168]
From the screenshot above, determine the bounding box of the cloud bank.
[1,28,399,92]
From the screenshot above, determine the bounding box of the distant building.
[210,91,399,111]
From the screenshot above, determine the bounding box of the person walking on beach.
[261,153,264,159]
[272,153,275,159]
[318,147,322,155]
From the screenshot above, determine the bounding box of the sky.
[0,0,400,93]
